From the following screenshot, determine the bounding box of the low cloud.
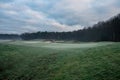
[0,0,120,34]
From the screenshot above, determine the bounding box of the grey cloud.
[0,0,120,34]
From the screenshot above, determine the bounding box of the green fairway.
[0,41,120,80]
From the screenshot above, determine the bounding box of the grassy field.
[0,41,120,80]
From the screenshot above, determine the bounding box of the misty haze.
[0,0,120,80]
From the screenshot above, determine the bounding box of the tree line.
[0,14,120,42]
[0,34,20,40]
[21,14,120,42]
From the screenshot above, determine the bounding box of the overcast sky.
[0,0,120,34]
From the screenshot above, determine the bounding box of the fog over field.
[0,0,120,80]
[8,41,113,49]
[0,40,120,80]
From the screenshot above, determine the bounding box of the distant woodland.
[0,14,120,42]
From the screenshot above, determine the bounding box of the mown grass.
[0,42,120,80]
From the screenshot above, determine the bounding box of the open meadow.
[0,40,120,80]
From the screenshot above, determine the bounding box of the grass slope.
[0,41,120,80]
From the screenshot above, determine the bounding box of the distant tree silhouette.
[1,14,120,42]
[21,14,120,42]
[0,34,20,40]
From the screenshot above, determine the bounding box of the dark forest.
[1,14,120,42]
